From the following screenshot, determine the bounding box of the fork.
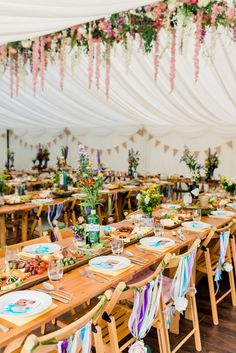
[79,270,104,283]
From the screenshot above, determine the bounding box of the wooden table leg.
[21,212,28,242]
[0,214,6,247]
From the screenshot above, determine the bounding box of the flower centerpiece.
[77,145,104,244]
[221,176,236,196]
[32,144,50,170]
[71,222,86,248]
[128,149,140,179]
[137,185,162,218]
[205,148,219,181]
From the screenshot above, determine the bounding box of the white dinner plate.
[99,190,109,194]
[182,221,211,230]
[227,203,236,209]
[22,243,61,255]
[0,290,52,317]
[30,198,53,204]
[211,210,235,217]
[89,256,131,271]
[161,204,181,210]
[140,237,175,249]
[72,193,87,198]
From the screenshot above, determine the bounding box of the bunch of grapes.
[24,255,48,275]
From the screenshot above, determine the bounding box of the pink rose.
[98,20,107,30]
[189,0,198,4]
[226,8,235,21]
[129,341,147,353]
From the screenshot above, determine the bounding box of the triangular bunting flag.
[129,136,135,143]
[226,140,233,149]
[53,138,57,144]
[164,144,169,153]
[64,128,70,135]
[194,151,200,158]
[72,136,76,142]
[91,148,95,154]
[137,128,144,136]
[148,134,154,141]
[204,150,208,156]
[215,146,221,154]
[107,149,111,155]
[58,134,63,139]
[173,148,178,157]
[122,142,127,149]
[48,142,51,147]
[115,146,119,153]
[155,140,160,147]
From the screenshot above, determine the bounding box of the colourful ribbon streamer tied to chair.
[47,203,64,241]
[128,274,163,353]
[57,321,92,353]
[170,247,197,314]
[214,230,231,294]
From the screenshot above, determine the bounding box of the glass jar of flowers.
[137,186,162,218]
[77,145,104,245]
[180,145,203,199]
[205,148,219,181]
[71,223,86,248]
[221,176,236,197]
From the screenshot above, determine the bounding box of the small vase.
[143,211,153,218]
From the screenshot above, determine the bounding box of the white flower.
[198,0,211,7]
[223,262,233,272]
[129,341,147,353]
[174,297,188,313]
[168,0,179,11]
[78,27,87,36]
[21,39,32,49]
[144,195,150,205]
[136,193,141,201]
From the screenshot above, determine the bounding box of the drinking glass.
[5,249,17,271]
[183,193,192,207]
[192,209,201,223]
[154,222,164,237]
[111,238,124,255]
[48,259,64,287]
[217,200,224,212]
[133,213,142,228]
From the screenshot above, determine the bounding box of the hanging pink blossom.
[10,55,14,98]
[194,11,203,83]
[154,28,160,81]
[226,8,235,21]
[211,5,224,25]
[60,38,65,91]
[15,55,19,96]
[32,38,40,95]
[0,45,7,72]
[105,46,111,98]
[40,37,45,91]
[70,25,79,37]
[170,28,176,93]
[88,38,94,89]
[95,39,101,90]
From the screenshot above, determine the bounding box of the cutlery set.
[35,284,73,304]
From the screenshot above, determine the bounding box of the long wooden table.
[0,216,231,348]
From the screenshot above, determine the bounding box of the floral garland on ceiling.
[0,1,236,97]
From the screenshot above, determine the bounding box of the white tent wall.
[1,129,235,178]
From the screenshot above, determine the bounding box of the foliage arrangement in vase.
[205,148,219,181]
[0,171,7,196]
[137,185,162,218]
[77,145,103,245]
[128,149,140,179]
[180,145,203,199]
[71,223,86,248]
[57,145,69,168]
[221,176,236,197]
[32,144,50,170]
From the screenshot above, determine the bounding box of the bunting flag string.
[3,128,234,159]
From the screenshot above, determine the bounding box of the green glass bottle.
[86,209,100,245]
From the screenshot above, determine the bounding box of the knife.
[35,289,69,303]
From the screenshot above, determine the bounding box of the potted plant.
[180,146,203,199]
[137,185,162,218]
[205,148,219,181]
[221,176,236,197]
[128,149,140,179]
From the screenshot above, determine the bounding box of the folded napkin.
[0,303,57,327]
[88,264,134,277]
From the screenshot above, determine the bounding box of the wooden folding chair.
[122,190,139,216]
[158,239,201,353]
[4,290,112,353]
[94,254,171,353]
[97,193,119,224]
[196,221,236,325]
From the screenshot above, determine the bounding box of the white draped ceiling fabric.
[0,1,236,177]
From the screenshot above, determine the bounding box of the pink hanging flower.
[60,38,65,91]
[40,37,45,91]
[189,0,198,4]
[10,56,14,98]
[15,55,19,96]
[98,20,107,30]
[88,38,94,88]
[32,38,40,95]
[194,11,203,82]
[154,28,160,81]
[105,46,111,98]
[0,45,7,72]
[128,341,147,353]
[70,25,80,37]
[9,48,17,55]
[211,5,224,25]
[95,39,101,90]
[170,28,176,93]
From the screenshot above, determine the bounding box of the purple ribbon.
[137,283,150,333]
